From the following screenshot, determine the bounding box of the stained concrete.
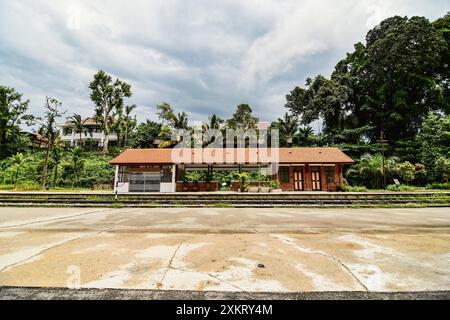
[0,207,449,293]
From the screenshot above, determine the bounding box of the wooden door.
[311,169,322,191]
[293,167,304,191]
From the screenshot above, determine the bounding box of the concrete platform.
[0,207,449,293]
[1,286,449,300]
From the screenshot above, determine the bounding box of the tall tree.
[274,112,299,146]
[286,76,350,138]
[69,147,85,187]
[286,15,449,145]
[202,114,225,147]
[156,103,189,130]
[0,86,33,158]
[335,16,447,142]
[67,114,91,146]
[113,104,137,148]
[39,97,66,190]
[417,113,450,180]
[52,146,64,187]
[156,103,175,125]
[11,152,24,189]
[127,120,162,148]
[226,104,259,131]
[433,13,450,112]
[89,70,132,153]
[172,112,189,130]
[123,105,137,147]
[156,103,190,147]
[296,126,315,147]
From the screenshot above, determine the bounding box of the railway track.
[0,192,448,207]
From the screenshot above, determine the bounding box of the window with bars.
[325,166,335,183]
[279,167,290,183]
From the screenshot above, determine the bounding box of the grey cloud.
[0,0,448,126]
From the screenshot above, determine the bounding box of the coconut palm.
[202,114,224,147]
[67,114,92,147]
[69,147,85,187]
[158,125,176,148]
[11,153,24,189]
[346,154,399,189]
[277,113,299,145]
[171,112,189,130]
[297,126,315,146]
[123,105,137,147]
[52,146,64,187]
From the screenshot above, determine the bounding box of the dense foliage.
[1,14,449,190]
[0,149,114,190]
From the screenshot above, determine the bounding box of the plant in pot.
[270,180,282,193]
[205,171,213,191]
[190,172,201,192]
[182,176,189,192]
[192,178,200,192]
[234,172,249,193]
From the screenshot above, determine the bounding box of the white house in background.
[57,118,118,149]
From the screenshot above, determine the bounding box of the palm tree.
[67,114,91,147]
[123,105,137,147]
[52,146,64,187]
[346,154,399,189]
[158,112,190,148]
[202,114,224,147]
[297,126,315,146]
[11,153,24,189]
[69,147,85,187]
[171,112,189,130]
[158,125,175,148]
[277,113,299,145]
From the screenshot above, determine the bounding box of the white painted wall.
[116,182,130,193]
[160,183,176,193]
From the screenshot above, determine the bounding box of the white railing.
[60,132,118,142]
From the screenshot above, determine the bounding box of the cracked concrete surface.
[0,207,449,292]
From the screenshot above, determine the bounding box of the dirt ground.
[0,207,449,292]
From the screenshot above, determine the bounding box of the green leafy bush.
[0,149,114,190]
[386,184,418,191]
[426,183,450,190]
[343,186,369,192]
[234,172,250,192]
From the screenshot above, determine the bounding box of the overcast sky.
[0,0,448,126]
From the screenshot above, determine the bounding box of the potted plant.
[192,179,199,192]
[204,171,213,191]
[270,180,282,193]
[182,177,189,192]
[191,172,201,192]
[234,172,249,193]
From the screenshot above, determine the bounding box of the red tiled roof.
[111,148,354,165]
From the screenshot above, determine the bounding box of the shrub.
[434,157,450,183]
[426,183,450,190]
[270,180,280,189]
[414,163,427,185]
[344,186,369,192]
[386,184,418,191]
[15,182,41,191]
[234,172,249,192]
[398,161,415,184]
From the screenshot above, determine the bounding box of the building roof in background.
[57,118,100,127]
[111,148,354,165]
[257,122,271,130]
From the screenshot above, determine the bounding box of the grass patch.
[107,203,125,208]
[209,202,232,208]
[426,183,450,190]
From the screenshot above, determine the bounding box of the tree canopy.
[287,15,449,144]
[89,70,132,153]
